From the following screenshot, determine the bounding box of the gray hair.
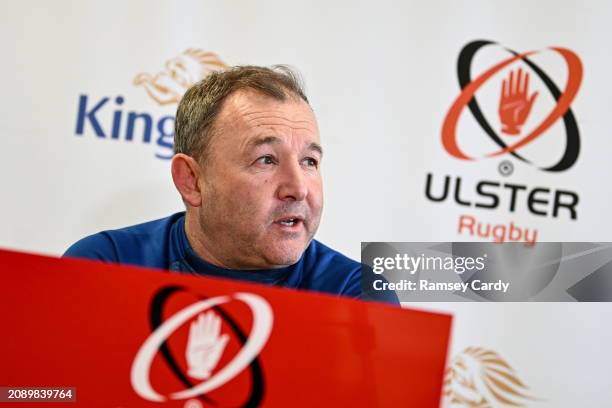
[174,65,309,163]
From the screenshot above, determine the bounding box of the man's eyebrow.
[309,142,323,157]
[246,137,323,156]
[246,136,282,149]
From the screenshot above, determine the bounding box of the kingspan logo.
[75,49,227,160]
[425,40,583,244]
[130,287,272,407]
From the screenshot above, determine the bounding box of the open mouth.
[274,216,303,227]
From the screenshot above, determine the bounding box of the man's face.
[195,89,323,269]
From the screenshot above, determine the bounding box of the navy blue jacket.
[64,212,397,303]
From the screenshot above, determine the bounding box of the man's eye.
[303,157,319,168]
[256,155,276,165]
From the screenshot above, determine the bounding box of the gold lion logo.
[443,347,539,408]
[134,48,227,105]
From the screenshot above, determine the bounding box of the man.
[65,65,396,303]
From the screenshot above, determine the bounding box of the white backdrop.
[415,302,612,407]
[2,1,612,406]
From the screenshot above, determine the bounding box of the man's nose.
[277,161,308,202]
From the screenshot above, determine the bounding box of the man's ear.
[171,154,204,207]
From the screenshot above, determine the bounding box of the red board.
[0,249,451,407]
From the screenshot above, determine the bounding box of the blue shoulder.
[62,212,184,267]
[63,231,118,262]
[305,241,399,305]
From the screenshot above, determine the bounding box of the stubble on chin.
[198,183,322,268]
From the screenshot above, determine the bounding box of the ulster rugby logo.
[131,287,272,406]
[442,40,583,172]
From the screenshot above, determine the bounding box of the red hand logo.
[499,68,539,135]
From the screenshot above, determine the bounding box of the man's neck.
[183,211,237,269]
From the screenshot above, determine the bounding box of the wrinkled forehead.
[216,89,319,141]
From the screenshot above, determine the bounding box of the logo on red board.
[131,287,272,407]
[441,40,583,172]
